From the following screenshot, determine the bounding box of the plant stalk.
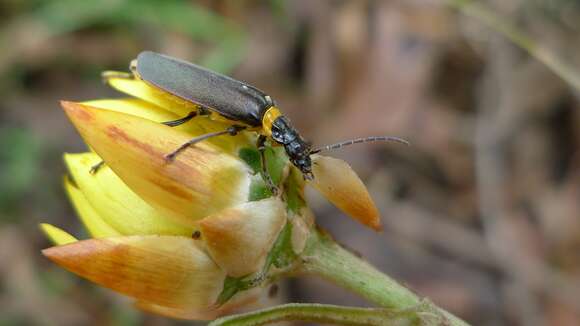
[209,303,420,326]
[299,230,469,326]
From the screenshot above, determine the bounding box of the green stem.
[299,230,469,326]
[446,0,580,91]
[208,303,420,326]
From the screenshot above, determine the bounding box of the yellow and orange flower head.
[41,71,382,320]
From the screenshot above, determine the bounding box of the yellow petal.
[42,235,226,309]
[309,155,382,231]
[104,74,194,117]
[40,223,78,245]
[64,177,121,238]
[84,98,252,155]
[199,198,287,277]
[61,101,251,226]
[64,152,192,236]
[84,98,178,122]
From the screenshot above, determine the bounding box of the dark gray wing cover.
[136,51,270,126]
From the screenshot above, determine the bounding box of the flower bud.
[61,101,251,226]
[308,155,382,231]
[42,71,383,321]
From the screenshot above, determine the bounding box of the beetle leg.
[257,135,278,195]
[165,125,246,162]
[161,111,197,127]
[89,111,198,174]
[89,160,106,175]
[101,71,133,83]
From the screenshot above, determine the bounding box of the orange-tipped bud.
[309,155,382,231]
[61,101,251,226]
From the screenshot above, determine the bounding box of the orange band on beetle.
[261,106,282,136]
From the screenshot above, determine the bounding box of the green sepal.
[266,222,297,269]
[238,147,261,173]
[216,274,258,305]
[284,167,306,214]
[248,175,272,201]
[264,146,286,186]
[239,145,288,202]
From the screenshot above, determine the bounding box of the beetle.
[96,51,408,191]
[134,51,314,184]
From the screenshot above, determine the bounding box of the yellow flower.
[41,71,382,320]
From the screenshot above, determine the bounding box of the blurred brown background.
[1,0,580,325]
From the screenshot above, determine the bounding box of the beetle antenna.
[311,136,410,154]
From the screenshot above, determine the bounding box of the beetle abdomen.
[136,51,270,126]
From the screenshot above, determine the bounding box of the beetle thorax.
[270,116,313,180]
